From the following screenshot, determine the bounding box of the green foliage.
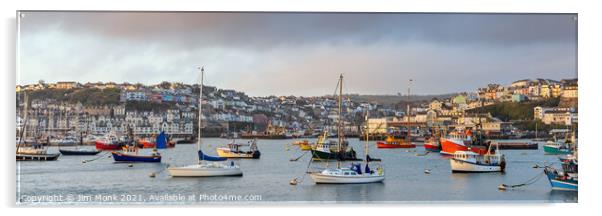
[21,88,121,106]
[125,101,174,112]
[69,88,121,105]
[472,98,560,121]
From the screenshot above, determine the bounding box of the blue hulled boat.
[544,157,578,191]
[112,151,161,163]
[111,132,166,163]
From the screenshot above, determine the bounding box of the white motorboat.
[168,66,243,177]
[450,143,506,173]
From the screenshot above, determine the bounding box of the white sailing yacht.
[168,66,242,177]
[309,74,385,184]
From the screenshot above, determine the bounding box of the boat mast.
[535,120,538,139]
[197,66,204,164]
[337,74,343,169]
[364,111,369,163]
[17,93,29,153]
[406,79,412,145]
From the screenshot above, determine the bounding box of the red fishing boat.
[137,138,156,148]
[440,130,489,155]
[95,141,123,150]
[376,135,416,148]
[95,132,124,150]
[424,136,441,152]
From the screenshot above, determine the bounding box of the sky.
[17,12,577,96]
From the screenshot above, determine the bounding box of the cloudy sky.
[18,12,577,96]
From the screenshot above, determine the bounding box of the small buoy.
[128,164,133,167]
[498,184,507,191]
[289,178,298,185]
[82,160,87,164]
[149,172,156,178]
[424,169,431,174]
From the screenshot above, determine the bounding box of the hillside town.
[16,77,578,141]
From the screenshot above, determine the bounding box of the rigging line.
[82,151,111,163]
[332,77,340,98]
[500,170,546,189]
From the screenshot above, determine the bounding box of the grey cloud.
[20,12,577,50]
[17,12,577,96]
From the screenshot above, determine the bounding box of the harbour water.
[16,138,577,204]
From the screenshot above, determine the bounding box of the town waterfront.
[17,138,576,204]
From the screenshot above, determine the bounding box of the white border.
[2,0,601,215]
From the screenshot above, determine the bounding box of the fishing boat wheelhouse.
[450,144,505,173]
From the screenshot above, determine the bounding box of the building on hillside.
[511,94,528,102]
[55,82,79,89]
[562,85,578,98]
[541,110,574,126]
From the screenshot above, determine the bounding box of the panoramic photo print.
[15,11,578,205]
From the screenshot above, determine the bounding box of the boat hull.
[543,145,572,154]
[96,141,122,151]
[424,143,441,152]
[309,173,384,184]
[111,152,161,163]
[376,142,416,148]
[168,165,243,177]
[310,149,358,161]
[240,134,288,139]
[16,153,60,161]
[440,138,488,155]
[544,168,578,191]
[299,143,313,151]
[216,148,260,159]
[59,149,101,156]
[450,158,503,172]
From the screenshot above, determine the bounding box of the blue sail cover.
[156,132,167,149]
[198,150,227,161]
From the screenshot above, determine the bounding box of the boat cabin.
[453,151,503,165]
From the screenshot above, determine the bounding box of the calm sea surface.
[16,138,577,205]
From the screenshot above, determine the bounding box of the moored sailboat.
[168,66,242,177]
[309,74,384,184]
[310,129,357,160]
[16,93,60,161]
